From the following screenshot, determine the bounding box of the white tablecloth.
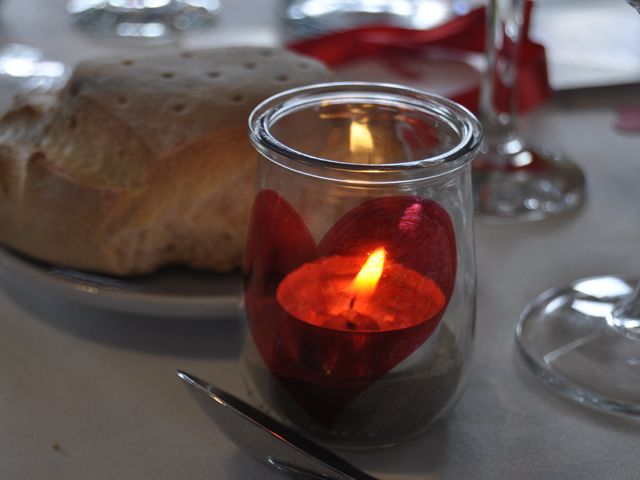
[1,1,639,479]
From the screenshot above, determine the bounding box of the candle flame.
[351,247,386,296]
[350,118,374,161]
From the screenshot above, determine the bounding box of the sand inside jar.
[241,324,464,448]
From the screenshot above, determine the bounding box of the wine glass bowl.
[280,0,482,40]
[67,0,221,39]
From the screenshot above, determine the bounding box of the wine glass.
[281,0,482,40]
[515,0,640,417]
[474,0,585,221]
[67,0,221,39]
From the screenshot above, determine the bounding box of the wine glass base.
[67,0,221,38]
[473,147,585,222]
[515,275,640,418]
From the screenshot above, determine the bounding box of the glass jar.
[242,82,481,448]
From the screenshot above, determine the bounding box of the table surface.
[1,1,639,479]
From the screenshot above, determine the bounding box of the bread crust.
[0,47,330,275]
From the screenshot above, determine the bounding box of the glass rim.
[248,81,482,175]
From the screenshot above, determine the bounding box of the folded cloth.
[288,1,550,114]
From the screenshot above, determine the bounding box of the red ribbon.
[288,1,550,113]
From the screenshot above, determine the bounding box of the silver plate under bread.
[0,246,242,318]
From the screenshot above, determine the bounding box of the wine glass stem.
[479,0,526,161]
[616,2,640,338]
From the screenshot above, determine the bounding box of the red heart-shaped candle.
[244,191,457,425]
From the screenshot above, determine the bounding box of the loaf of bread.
[0,47,330,276]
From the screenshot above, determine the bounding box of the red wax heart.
[243,191,457,426]
[319,196,457,298]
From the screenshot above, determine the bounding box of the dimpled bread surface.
[0,47,330,275]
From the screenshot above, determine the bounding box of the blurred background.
[0,0,638,91]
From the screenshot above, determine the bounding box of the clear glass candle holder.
[242,82,482,448]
